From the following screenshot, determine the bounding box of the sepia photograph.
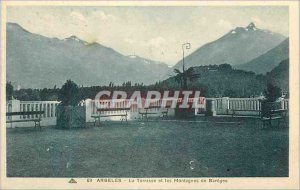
[0,1,299,189]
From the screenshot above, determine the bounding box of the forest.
[6,60,289,101]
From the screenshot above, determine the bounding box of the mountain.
[235,38,289,74]
[6,23,170,89]
[172,23,287,71]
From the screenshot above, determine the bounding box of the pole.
[182,45,185,73]
[182,43,190,90]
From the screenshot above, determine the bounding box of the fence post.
[205,99,216,116]
[84,99,93,122]
[8,99,21,128]
[221,97,229,115]
[280,98,285,110]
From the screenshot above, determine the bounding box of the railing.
[19,101,60,119]
[282,99,289,110]
[207,98,223,110]
[6,98,289,127]
[6,100,60,128]
[200,97,288,115]
[89,98,206,115]
[228,98,261,111]
[7,98,288,116]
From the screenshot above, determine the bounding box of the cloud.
[124,38,137,44]
[200,17,207,25]
[70,11,85,22]
[147,36,166,47]
[68,11,88,37]
[67,10,118,42]
[251,16,263,26]
[7,6,289,65]
[69,10,117,29]
[90,10,117,22]
[217,19,233,29]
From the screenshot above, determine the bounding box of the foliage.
[6,82,14,101]
[10,62,288,100]
[58,80,80,106]
[161,64,267,97]
[218,63,232,71]
[266,59,289,93]
[56,106,86,128]
[264,83,282,102]
[173,67,200,89]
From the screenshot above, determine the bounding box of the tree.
[224,88,237,97]
[40,88,49,101]
[108,82,115,88]
[56,80,85,129]
[6,82,13,101]
[219,63,232,71]
[173,67,200,89]
[264,83,282,102]
[58,80,80,106]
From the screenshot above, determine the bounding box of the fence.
[6,100,60,128]
[209,97,289,115]
[6,97,288,128]
[84,98,206,122]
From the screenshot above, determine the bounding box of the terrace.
[7,116,288,177]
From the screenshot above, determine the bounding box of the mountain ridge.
[172,23,287,71]
[235,38,289,74]
[6,22,170,89]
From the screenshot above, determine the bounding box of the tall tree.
[6,82,13,101]
[58,80,80,106]
[264,83,282,102]
[173,67,200,89]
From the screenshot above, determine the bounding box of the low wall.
[6,100,59,128]
[6,97,288,128]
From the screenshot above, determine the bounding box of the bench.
[139,106,169,121]
[260,109,288,128]
[92,107,130,127]
[229,109,260,117]
[6,111,45,130]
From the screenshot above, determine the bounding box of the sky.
[7,6,289,65]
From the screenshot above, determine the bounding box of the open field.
[6,117,288,177]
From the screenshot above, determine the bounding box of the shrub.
[58,80,80,106]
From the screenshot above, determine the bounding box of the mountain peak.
[128,55,137,59]
[173,21,286,71]
[246,22,257,31]
[229,22,258,34]
[64,35,86,43]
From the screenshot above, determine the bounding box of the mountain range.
[6,23,170,89]
[7,22,289,89]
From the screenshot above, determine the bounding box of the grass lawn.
[6,117,288,177]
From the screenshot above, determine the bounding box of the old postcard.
[0,0,299,189]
